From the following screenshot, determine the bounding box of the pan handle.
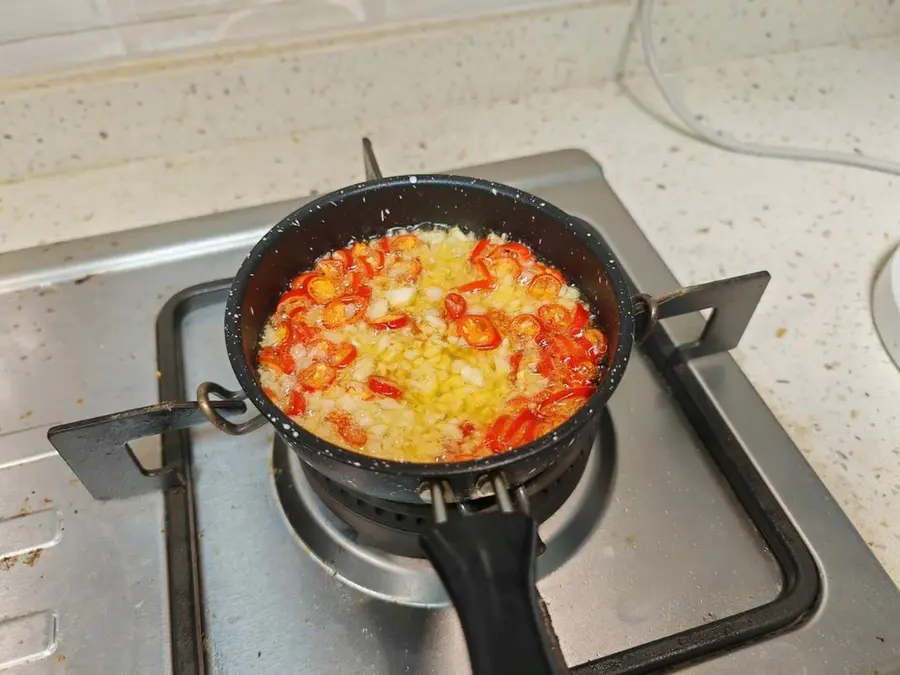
[47,382,260,500]
[419,479,567,675]
[632,270,770,359]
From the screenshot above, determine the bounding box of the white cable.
[635,0,900,177]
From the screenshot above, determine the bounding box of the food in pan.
[256,226,609,463]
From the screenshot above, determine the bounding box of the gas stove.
[1,149,898,674]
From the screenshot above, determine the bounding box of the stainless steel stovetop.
[1,150,898,674]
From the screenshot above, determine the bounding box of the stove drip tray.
[271,412,616,608]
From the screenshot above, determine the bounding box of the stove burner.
[272,411,617,607]
[302,441,591,558]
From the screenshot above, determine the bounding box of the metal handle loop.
[197,381,267,436]
[633,292,659,344]
[424,473,524,522]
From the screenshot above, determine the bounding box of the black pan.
[223,174,634,506]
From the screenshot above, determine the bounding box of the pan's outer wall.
[224,175,634,503]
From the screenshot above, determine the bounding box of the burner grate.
[297,428,593,558]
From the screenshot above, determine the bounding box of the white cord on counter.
[628,0,900,177]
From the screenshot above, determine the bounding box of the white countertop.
[0,19,898,583]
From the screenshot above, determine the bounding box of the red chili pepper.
[285,390,306,416]
[475,259,493,281]
[367,313,410,331]
[460,421,476,437]
[490,242,534,262]
[368,376,403,399]
[569,303,589,337]
[298,362,337,391]
[505,409,539,447]
[322,295,368,328]
[581,328,608,360]
[277,289,312,315]
[456,279,495,294]
[386,257,423,283]
[444,292,467,319]
[469,239,491,262]
[536,386,596,417]
[458,315,502,350]
[509,314,542,343]
[485,415,513,452]
[327,411,368,447]
[537,303,571,331]
[307,275,342,304]
[333,249,354,269]
[315,258,345,279]
[390,234,421,251]
[489,257,522,280]
[288,320,320,344]
[563,357,596,386]
[329,343,358,369]
[528,274,563,300]
[377,237,391,254]
[290,272,317,293]
[509,351,524,381]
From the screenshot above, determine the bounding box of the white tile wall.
[0,0,567,80]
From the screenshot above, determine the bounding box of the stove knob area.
[873,242,900,370]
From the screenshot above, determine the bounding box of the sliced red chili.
[541,333,588,364]
[285,390,306,416]
[322,295,368,328]
[469,239,492,262]
[444,292,467,319]
[368,376,403,400]
[475,259,494,281]
[386,257,422,283]
[536,386,596,418]
[458,315,502,350]
[258,346,283,372]
[509,351,524,381]
[307,275,342,304]
[537,351,561,379]
[528,274,563,300]
[485,415,513,452]
[367,313,410,331]
[456,279,495,294]
[377,237,391,253]
[505,409,539,447]
[327,411,368,447]
[329,343,358,369]
[306,339,335,363]
[315,258,345,279]
[277,289,312,316]
[287,320,320,344]
[489,257,522,280]
[390,234,421,251]
[290,272,317,292]
[459,421,476,437]
[581,328,608,360]
[537,303,571,331]
[352,243,384,273]
[509,314,543,343]
[490,242,534,262]
[564,357,596,386]
[569,303,589,336]
[298,362,337,391]
[333,249,354,269]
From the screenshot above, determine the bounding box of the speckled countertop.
[0,15,899,585]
